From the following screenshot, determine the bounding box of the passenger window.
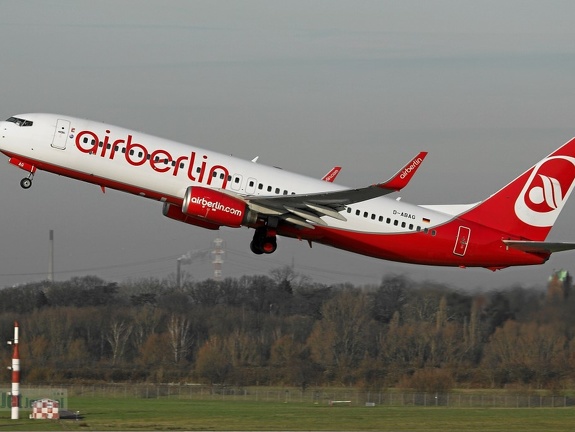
[401,222,406,228]
[275,188,280,194]
[356,209,360,216]
[386,218,391,224]
[394,220,398,226]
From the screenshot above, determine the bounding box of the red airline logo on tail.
[515,156,575,227]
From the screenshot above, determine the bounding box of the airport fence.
[11,384,575,408]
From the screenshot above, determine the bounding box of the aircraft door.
[230,174,243,191]
[51,119,70,150]
[453,226,471,256]
[246,177,257,194]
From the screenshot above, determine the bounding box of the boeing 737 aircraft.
[2,113,575,270]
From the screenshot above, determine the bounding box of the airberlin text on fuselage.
[75,130,230,187]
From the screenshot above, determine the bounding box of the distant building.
[547,269,572,302]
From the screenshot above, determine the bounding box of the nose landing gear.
[8,157,36,189]
[20,174,33,189]
[250,226,278,255]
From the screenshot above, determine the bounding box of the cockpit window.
[6,117,33,127]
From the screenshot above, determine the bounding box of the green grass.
[0,397,573,431]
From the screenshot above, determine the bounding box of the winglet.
[322,166,342,182]
[378,151,428,191]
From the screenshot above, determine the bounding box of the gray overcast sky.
[2,0,575,290]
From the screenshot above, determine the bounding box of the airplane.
[2,113,575,271]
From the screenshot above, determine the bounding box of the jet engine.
[162,203,221,230]
[181,186,256,228]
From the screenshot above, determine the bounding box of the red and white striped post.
[10,321,20,420]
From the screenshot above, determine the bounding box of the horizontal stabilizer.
[503,240,575,254]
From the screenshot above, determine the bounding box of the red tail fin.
[461,138,575,240]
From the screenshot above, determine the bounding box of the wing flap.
[284,206,328,226]
[304,202,347,221]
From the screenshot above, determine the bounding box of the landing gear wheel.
[250,240,264,255]
[251,227,278,255]
[261,237,277,254]
[20,178,32,189]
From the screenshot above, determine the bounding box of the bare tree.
[308,291,371,382]
[106,318,132,365]
[372,275,409,323]
[167,313,193,363]
[196,336,232,386]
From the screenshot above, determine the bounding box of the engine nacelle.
[162,203,221,230]
[181,186,255,228]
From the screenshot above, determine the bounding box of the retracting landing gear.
[8,157,36,189]
[20,174,33,189]
[250,226,278,255]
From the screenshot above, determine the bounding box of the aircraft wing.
[243,152,427,228]
[503,240,575,254]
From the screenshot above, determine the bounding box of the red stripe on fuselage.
[278,219,548,268]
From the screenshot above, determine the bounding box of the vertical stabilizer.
[461,137,575,240]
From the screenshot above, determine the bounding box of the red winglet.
[322,166,342,182]
[378,151,428,191]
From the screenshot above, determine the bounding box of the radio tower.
[212,238,225,281]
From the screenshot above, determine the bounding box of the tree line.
[0,268,574,392]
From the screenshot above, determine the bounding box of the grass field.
[0,397,573,431]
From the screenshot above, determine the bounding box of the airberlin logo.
[515,156,575,227]
[189,196,243,217]
[74,129,231,187]
[400,157,423,179]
